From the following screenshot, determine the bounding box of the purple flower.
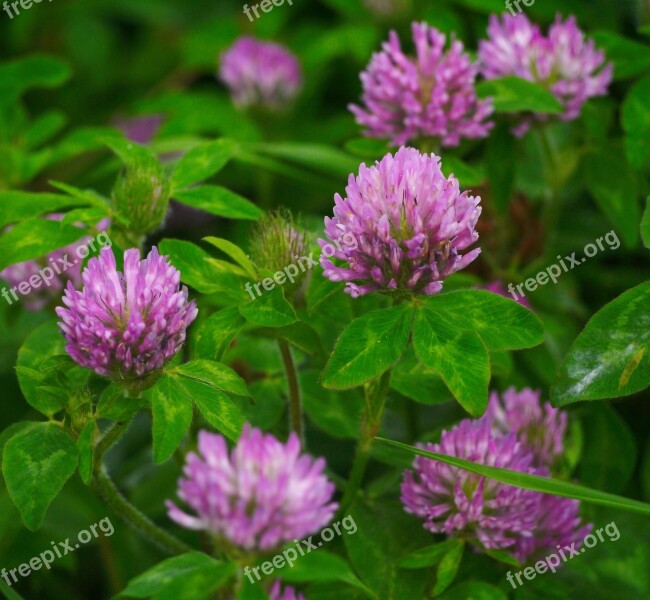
[219,37,302,111]
[401,417,591,563]
[114,114,164,145]
[479,14,612,136]
[350,22,493,147]
[270,580,305,600]
[484,387,567,467]
[1,214,108,312]
[319,146,481,298]
[166,426,337,551]
[56,246,197,381]
[513,493,592,563]
[401,419,543,551]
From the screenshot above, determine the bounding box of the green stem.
[341,369,392,509]
[93,420,193,556]
[536,126,562,246]
[278,340,303,441]
[94,421,128,461]
[93,467,193,555]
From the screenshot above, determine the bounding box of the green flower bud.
[112,156,170,237]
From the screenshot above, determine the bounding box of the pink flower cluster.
[57,246,197,381]
[167,426,337,551]
[320,147,481,298]
[219,36,302,111]
[479,14,612,135]
[350,22,493,147]
[401,388,590,563]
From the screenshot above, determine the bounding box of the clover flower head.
[479,14,612,136]
[219,36,302,111]
[401,419,543,551]
[166,426,338,551]
[485,387,567,467]
[513,493,592,564]
[320,146,481,298]
[56,245,197,381]
[350,22,493,147]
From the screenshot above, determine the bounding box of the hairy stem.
[93,467,193,555]
[93,420,192,555]
[341,369,392,509]
[278,339,303,441]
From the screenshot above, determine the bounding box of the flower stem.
[341,369,392,509]
[92,420,193,555]
[278,339,303,441]
[536,126,563,246]
[93,467,193,555]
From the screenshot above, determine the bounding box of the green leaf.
[301,370,363,439]
[378,437,650,516]
[103,135,156,167]
[118,553,235,600]
[159,238,246,298]
[321,304,414,390]
[16,321,89,417]
[424,290,544,351]
[434,541,464,595]
[0,217,88,270]
[261,321,324,357]
[476,77,563,114]
[400,539,459,569]
[97,384,147,421]
[24,111,67,149]
[251,142,361,178]
[412,313,490,416]
[174,186,262,221]
[194,306,246,361]
[390,356,450,405]
[584,147,640,248]
[145,376,194,464]
[578,403,636,494]
[643,197,650,250]
[2,423,79,530]
[76,421,96,485]
[592,32,650,80]
[0,55,71,103]
[276,550,373,596]
[151,361,248,443]
[622,75,650,170]
[0,190,86,227]
[344,138,390,160]
[173,360,249,397]
[240,287,298,328]
[203,236,257,279]
[172,139,238,189]
[551,282,650,404]
[441,157,485,188]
